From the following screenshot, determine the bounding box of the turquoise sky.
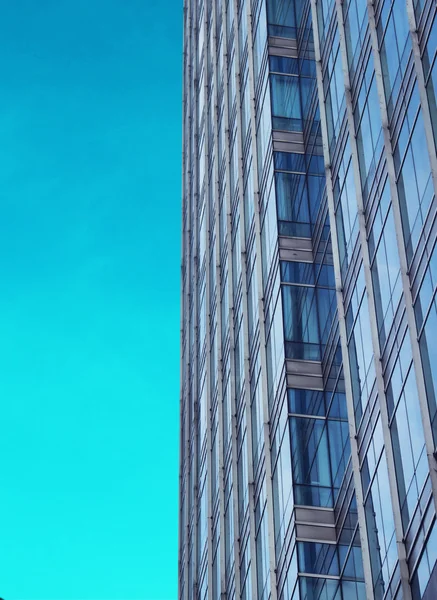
[0,2,181,599]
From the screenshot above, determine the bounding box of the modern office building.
[179,0,437,598]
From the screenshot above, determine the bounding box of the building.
[179,0,437,598]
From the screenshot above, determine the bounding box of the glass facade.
[179,0,437,598]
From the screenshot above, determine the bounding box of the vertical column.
[210,0,229,595]
[333,0,412,597]
[220,0,242,596]
[191,0,200,595]
[405,0,437,195]
[232,0,260,596]
[245,1,278,598]
[203,0,215,594]
[180,2,192,599]
[309,1,375,598]
[368,0,437,521]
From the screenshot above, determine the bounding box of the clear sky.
[0,1,181,599]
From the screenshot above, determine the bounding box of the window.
[271,74,302,131]
[266,0,296,38]
[282,284,320,360]
[290,416,332,506]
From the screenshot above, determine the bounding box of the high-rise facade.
[179,0,437,599]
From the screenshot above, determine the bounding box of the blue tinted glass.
[327,419,349,493]
[279,221,312,238]
[327,392,348,419]
[300,59,316,77]
[274,151,306,172]
[341,531,365,580]
[282,285,319,345]
[298,542,339,575]
[300,577,339,600]
[271,74,302,131]
[307,174,325,221]
[269,55,299,75]
[281,261,315,284]
[419,301,437,443]
[316,264,336,288]
[290,416,333,507]
[276,172,310,225]
[288,388,325,416]
[317,287,336,332]
[308,154,325,175]
[267,0,296,37]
